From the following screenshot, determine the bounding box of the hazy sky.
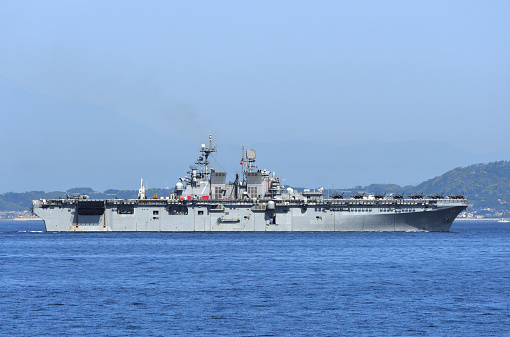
[1,1,509,192]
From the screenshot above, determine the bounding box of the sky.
[1,1,509,192]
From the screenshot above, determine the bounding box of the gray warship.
[32,135,468,232]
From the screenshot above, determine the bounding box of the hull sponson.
[33,199,467,232]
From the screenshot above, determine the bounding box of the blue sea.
[1,221,509,336]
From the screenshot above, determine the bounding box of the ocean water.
[0,221,509,336]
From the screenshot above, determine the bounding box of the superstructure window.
[248,187,257,198]
[153,210,159,215]
[214,187,222,200]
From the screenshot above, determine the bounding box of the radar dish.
[246,149,256,159]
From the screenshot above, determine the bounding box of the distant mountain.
[1,160,509,212]
[362,161,510,210]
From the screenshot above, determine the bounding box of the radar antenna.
[245,149,257,173]
[240,146,257,184]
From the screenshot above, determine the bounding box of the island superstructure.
[33,135,468,232]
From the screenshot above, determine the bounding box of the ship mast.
[241,145,245,184]
[193,134,216,197]
[241,146,257,188]
[200,134,216,179]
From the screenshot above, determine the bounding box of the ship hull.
[33,199,467,232]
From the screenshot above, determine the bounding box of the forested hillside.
[363,161,510,209]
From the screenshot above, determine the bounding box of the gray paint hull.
[33,199,467,232]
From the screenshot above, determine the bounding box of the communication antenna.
[241,145,245,182]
